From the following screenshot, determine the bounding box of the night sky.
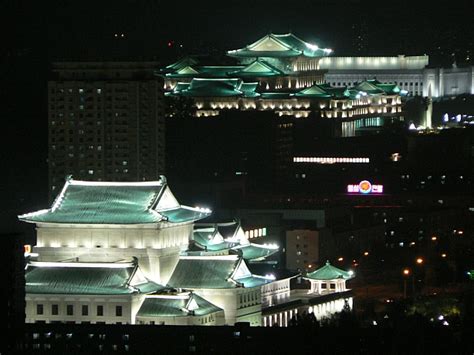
[1,0,473,235]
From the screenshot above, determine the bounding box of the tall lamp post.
[403,268,410,299]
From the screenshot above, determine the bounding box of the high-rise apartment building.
[48,62,165,198]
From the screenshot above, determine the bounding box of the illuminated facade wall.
[191,288,262,326]
[193,94,402,122]
[262,296,353,327]
[26,294,143,325]
[34,223,193,284]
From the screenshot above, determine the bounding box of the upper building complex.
[163,33,474,99]
[48,62,165,199]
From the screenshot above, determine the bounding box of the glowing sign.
[347,180,383,194]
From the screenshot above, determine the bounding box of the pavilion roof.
[304,261,354,281]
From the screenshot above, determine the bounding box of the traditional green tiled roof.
[192,223,277,261]
[305,261,354,281]
[174,82,191,91]
[228,33,332,58]
[234,244,279,261]
[176,66,200,75]
[324,87,351,99]
[237,275,274,288]
[18,177,211,225]
[260,92,292,99]
[137,293,222,318]
[193,230,218,246]
[168,255,273,289]
[170,78,259,98]
[166,65,245,78]
[164,57,200,71]
[374,83,401,95]
[239,82,261,97]
[168,256,240,289]
[25,261,164,295]
[295,84,332,98]
[228,60,284,77]
[354,81,385,95]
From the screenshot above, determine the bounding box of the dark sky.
[1,0,473,235]
[4,0,474,60]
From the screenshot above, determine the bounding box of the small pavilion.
[304,261,354,295]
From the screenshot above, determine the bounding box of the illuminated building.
[304,261,354,295]
[19,177,354,326]
[163,33,474,106]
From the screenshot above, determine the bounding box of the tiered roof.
[166,78,260,98]
[354,79,401,95]
[227,33,332,58]
[169,79,401,101]
[192,222,278,261]
[25,260,163,295]
[227,60,284,77]
[167,255,275,289]
[18,176,211,225]
[304,261,354,281]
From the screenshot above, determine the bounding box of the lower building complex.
[19,176,354,326]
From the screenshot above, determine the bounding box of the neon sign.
[347,180,383,194]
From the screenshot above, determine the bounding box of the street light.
[403,268,410,299]
[416,257,424,265]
